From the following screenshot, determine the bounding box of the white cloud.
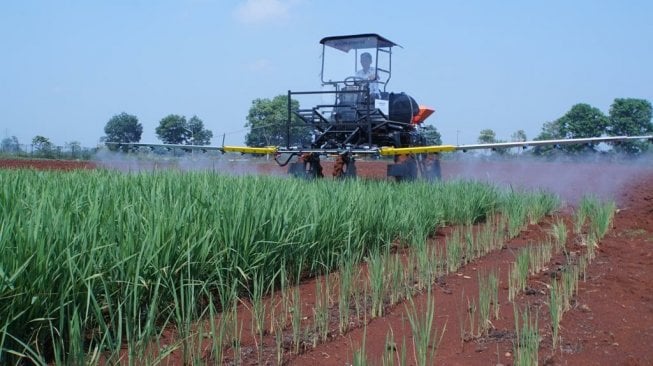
[233,0,291,25]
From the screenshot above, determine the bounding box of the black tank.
[389,92,419,124]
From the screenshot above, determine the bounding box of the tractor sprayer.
[107,34,653,180]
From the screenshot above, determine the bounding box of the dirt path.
[550,173,653,365]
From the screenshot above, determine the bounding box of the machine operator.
[355,52,380,98]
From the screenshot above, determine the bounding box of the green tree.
[156,114,187,144]
[32,135,54,157]
[535,103,608,154]
[156,114,213,145]
[1,136,20,153]
[478,129,497,144]
[103,112,143,143]
[32,135,52,149]
[421,124,442,146]
[533,120,564,155]
[608,98,653,154]
[558,103,608,141]
[477,129,508,155]
[509,130,528,154]
[535,120,564,140]
[65,141,82,158]
[187,115,213,145]
[511,129,527,142]
[245,95,311,147]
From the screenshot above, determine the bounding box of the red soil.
[3,157,652,365]
[0,158,96,171]
[252,158,653,366]
[289,159,653,366]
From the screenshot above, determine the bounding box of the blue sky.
[1,0,652,147]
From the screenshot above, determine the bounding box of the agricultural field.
[0,158,96,171]
[1,157,652,365]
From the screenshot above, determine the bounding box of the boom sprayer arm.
[106,134,653,158]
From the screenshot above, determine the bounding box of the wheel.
[333,153,357,179]
[387,155,417,182]
[288,153,323,179]
[421,155,442,181]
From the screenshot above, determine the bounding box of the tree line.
[0,135,91,159]
[476,98,653,155]
[2,113,215,155]
[102,113,213,146]
[2,97,649,157]
[101,96,444,150]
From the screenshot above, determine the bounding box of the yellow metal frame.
[222,146,278,154]
[221,144,457,156]
[378,145,457,156]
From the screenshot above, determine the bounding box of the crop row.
[510,196,615,365]
[0,169,558,364]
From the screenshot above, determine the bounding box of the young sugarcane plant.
[513,304,539,366]
[208,294,227,365]
[509,248,530,302]
[405,288,445,366]
[550,217,568,254]
[229,296,243,365]
[589,200,616,240]
[446,228,464,273]
[388,252,405,307]
[411,228,433,290]
[367,248,387,318]
[529,241,553,275]
[313,275,330,344]
[467,297,477,339]
[249,271,267,347]
[274,315,285,365]
[381,327,395,366]
[477,269,499,336]
[338,255,355,335]
[490,269,500,320]
[352,327,368,366]
[575,194,605,236]
[549,279,562,349]
[291,287,302,354]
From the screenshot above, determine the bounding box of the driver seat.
[333,86,363,123]
[338,85,362,105]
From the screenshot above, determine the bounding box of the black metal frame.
[280,34,441,181]
[287,88,416,149]
[285,34,403,150]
